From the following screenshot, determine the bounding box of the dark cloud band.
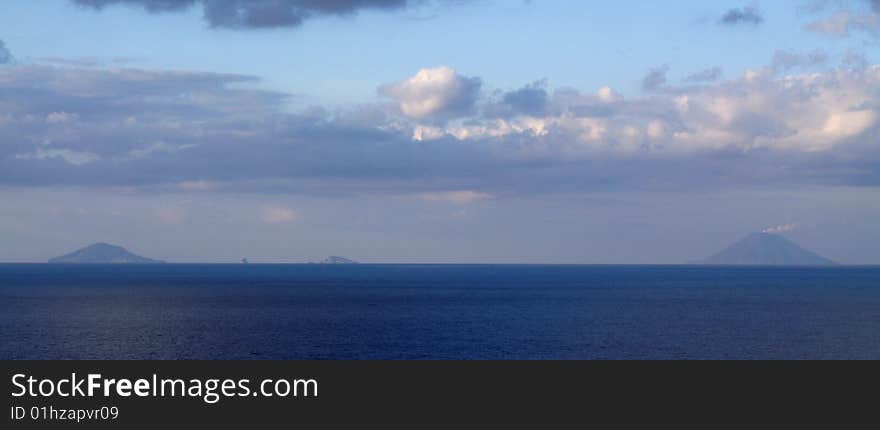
[71,0,454,29]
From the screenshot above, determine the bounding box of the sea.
[1,264,879,360]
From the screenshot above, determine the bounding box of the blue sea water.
[1,264,879,360]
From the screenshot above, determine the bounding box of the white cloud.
[445,117,548,141]
[412,125,447,141]
[380,67,481,120]
[597,86,622,103]
[822,110,878,141]
[763,223,798,234]
[417,66,880,156]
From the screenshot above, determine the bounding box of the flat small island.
[319,256,358,264]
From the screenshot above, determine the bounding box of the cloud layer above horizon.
[0,57,878,197]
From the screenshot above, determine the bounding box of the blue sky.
[0,0,879,263]
[3,1,872,105]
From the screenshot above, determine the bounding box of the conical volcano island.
[49,243,164,264]
[699,232,837,266]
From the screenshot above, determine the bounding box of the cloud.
[72,0,196,12]
[0,61,879,197]
[807,10,880,36]
[70,0,464,29]
[763,223,798,234]
[0,65,285,162]
[684,67,723,83]
[804,0,880,37]
[261,206,298,223]
[498,80,549,117]
[718,6,764,27]
[718,5,764,26]
[642,65,669,92]
[770,49,828,72]
[596,87,622,103]
[379,66,482,120]
[0,40,13,64]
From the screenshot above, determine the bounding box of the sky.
[0,0,879,263]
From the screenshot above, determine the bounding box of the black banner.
[2,361,873,428]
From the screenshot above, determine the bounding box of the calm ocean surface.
[1,264,879,360]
